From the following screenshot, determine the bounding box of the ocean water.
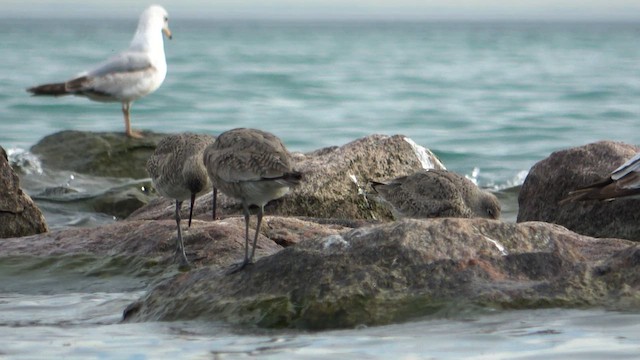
[4,19,640,186]
[2,17,640,358]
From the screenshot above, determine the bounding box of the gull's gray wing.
[86,51,153,78]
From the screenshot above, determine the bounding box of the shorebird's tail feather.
[271,171,303,187]
[283,171,303,186]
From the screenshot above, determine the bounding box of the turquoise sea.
[1,17,640,358]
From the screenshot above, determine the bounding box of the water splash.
[7,147,43,175]
[465,167,480,185]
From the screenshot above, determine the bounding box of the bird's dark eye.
[164,16,168,22]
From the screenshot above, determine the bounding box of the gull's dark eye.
[164,16,168,22]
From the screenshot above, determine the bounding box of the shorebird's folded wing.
[215,151,291,183]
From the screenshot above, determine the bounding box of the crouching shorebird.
[146,133,214,267]
[27,5,172,138]
[203,128,302,272]
[561,152,640,203]
[370,169,501,220]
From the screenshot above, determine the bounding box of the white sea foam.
[7,147,43,175]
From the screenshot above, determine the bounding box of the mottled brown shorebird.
[370,169,501,219]
[146,133,214,266]
[203,128,302,272]
[27,5,172,138]
[561,152,640,203]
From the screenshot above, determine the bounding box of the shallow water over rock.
[1,292,639,360]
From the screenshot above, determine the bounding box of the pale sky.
[4,0,640,20]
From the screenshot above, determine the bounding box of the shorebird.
[561,152,640,203]
[27,5,172,138]
[146,133,214,267]
[370,169,501,219]
[203,128,302,272]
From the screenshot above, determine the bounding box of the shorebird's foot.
[126,130,144,139]
[177,261,191,272]
[173,250,192,271]
[226,260,252,274]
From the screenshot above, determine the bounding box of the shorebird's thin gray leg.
[242,202,251,266]
[174,199,189,266]
[212,187,218,220]
[228,202,252,274]
[248,205,264,263]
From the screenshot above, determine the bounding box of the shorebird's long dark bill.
[188,192,196,227]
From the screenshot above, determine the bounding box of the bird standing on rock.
[146,132,214,267]
[203,128,302,272]
[27,5,172,138]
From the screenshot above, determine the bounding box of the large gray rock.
[30,130,170,178]
[0,146,48,238]
[517,141,640,241]
[123,218,639,330]
[129,134,444,222]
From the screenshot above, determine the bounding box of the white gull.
[27,5,172,138]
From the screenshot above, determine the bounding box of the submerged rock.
[129,134,445,222]
[0,145,48,238]
[123,218,638,330]
[31,179,154,220]
[30,130,170,178]
[517,141,640,241]
[89,180,155,219]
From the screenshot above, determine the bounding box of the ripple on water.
[0,307,639,359]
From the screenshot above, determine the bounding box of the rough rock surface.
[0,216,348,275]
[0,145,48,238]
[30,130,170,178]
[129,134,444,222]
[122,218,639,330]
[517,141,640,241]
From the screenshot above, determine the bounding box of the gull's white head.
[137,5,172,40]
[129,5,172,52]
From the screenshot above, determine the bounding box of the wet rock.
[517,141,640,241]
[31,180,154,219]
[0,216,347,276]
[30,130,170,178]
[129,134,445,222]
[123,218,638,330]
[0,145,48,238]
[89,180,154,219]
[35,185,79,198]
